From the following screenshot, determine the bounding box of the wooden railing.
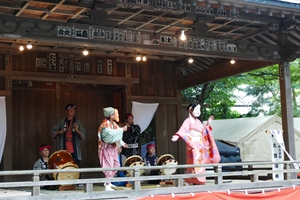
[0,161,300,199]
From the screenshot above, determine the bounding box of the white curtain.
[132,101,159,133]
[0,97,6,164]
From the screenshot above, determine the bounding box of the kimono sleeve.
[204,125,221,164]
[174,118,196,148]
[101,126,124,144]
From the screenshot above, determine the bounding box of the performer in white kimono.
[98,107,128,191]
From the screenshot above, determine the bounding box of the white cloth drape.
[0,97,6,164]
[132,101,159,133]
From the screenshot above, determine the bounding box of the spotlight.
[230,59,235,64]
[180,29,186,41]
[83,47,89,56]
[136,53,141,61]
[19,45,24,51]
[142,56,147,61]
[26,41,32,49]
[188,57,193,63]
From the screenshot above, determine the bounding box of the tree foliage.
[182,78,241,121]
[182,59,300,119]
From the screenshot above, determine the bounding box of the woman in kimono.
[98,107,128,191]
[171,102,220,185]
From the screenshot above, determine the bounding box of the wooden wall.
[11,82,123,170]
[126,60,184,164]
[0,50,183,178]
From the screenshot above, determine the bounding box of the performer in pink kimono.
[98,107,128,191]
[171,102,220,185]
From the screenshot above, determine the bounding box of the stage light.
[136,53,141,61]
[26,41,32,49]
[142,56,147,61]
[19,45,24,51]
[83,47,89,56]
[180,29,186,41]
[230,59,235,64]
[188,57,193,63]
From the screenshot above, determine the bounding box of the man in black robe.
[121,113,141,157]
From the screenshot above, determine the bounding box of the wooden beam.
[71,8,87,19]
[0,90,11,96]
[42,0,66,19]
[0,70,139,85]
[15,0,33,17]
[118,9,144,25]
[177,60,275,90]
[0,14,283,62]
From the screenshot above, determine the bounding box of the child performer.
[33,144,56,190]
[171,102,220,185]
[143,143,160,184]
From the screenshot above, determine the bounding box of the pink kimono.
[98,118,122,179]
[175,116,220,184]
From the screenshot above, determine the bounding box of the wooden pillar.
[277,31,296,178]
[279,62,296,162]
[125,62,132,114]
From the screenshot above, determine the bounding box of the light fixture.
[83,47,89,56]
[142,56,147,61]
[230,59,235,64]
[136,53,141,61]
[180,23,186,41]
[188,57,193,64]
[269,11,273,16]
[26,41,32,49]
[19,45,24,51]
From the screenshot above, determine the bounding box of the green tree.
[182,78,241,121]
[239,60,300,117]
[182,59,300,119]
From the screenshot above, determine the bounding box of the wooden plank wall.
[127,60,183,163]
[0,50,183,177]
[11,82,118,171]
[0,50,127,174]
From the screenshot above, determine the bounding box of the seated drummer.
[33,144,56,190]
[143,143,160,184]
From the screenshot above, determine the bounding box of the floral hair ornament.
[187,101,199,111]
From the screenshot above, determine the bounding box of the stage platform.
[0,179,258,200]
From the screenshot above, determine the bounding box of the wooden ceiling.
[0,0,300,79]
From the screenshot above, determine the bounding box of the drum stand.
[59,185,76,191]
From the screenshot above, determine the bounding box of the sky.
[278,0,300,3]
